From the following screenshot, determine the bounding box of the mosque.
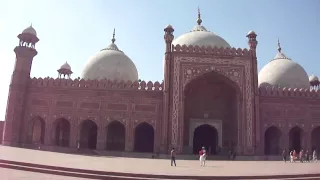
[1,10,320,156]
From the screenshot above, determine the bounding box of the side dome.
[81,29,138,81]
[258,40,310,89]
[172,10,231,48]
[22,25,37,36]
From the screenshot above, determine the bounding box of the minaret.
[2,25,39,146]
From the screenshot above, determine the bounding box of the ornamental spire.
[111,28,116,44]
[197,7,202,25]
[277,38,282,53]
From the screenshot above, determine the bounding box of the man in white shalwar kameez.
[199,147,207,167]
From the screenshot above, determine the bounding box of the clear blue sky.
[0,0,319,120]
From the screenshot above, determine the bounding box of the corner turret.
[58,62,73,79]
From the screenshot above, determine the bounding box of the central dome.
[82,29,138,82]
[172,10,231,48]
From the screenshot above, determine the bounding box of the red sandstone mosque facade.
[1,12,320,156]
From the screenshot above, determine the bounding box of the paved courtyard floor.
[0,168,94,180]
[0,146,319,177]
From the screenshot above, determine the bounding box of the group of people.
[170,146,208,167]
[282,149,318,163]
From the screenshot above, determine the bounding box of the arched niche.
[311,126,320,151]
[192,124,219,155]
[264,126,282,155]
[106,121,125,151]
[134,122,154,152]
[52,118,71,147]
[79,119,98,149]
[289,126,304,152]
[183,71,240,151]
[27,116,45,144]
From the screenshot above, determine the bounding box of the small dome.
[258,41,309,89]
[22,25,37,36]
[247,30,256,35]
[60,62,71,70]
[81,29,138,82]
[172,10,231,48]
[309,74,319,82]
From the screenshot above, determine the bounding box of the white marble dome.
[172,12,231,48]
[22,25,37,36]
[82,32,138,82]
[258,43,310,89]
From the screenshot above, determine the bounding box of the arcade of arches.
[183,71,239,155]
[264,126,320,155]
[26,117,155,152]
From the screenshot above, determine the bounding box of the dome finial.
[197,7,202,25]
[111,28,116,44]
[277,38,282,53]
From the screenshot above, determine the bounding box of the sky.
[0,0,319,120]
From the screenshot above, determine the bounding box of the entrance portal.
[289,126,303,152]
[183,71,239,153]
[193,124,218,155]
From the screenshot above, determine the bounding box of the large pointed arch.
[52,118,71,147]
[183,70,240,151]
[106,121,125,151]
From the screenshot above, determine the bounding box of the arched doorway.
[184,71,239,153]
[28,116,45,144]
[52,118,71,147]
[289,126,303,152]
[106,121,125,151]
[264,126,282,155]
[311,126,320,151]
[193,124,218,154]
[79,120,98,149]
[134,122,154,152]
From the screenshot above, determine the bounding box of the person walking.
[282,149,287,163]
[313,150,317,162]
[170,148,176,166]
[299,150,304,163]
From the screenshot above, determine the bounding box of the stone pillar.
[125,122,134,152]
[69,123,77,148]
[96,126,105,150]
[44,120,51,146]
[305,131,312,151]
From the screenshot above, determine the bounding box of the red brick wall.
[0,121,4,144]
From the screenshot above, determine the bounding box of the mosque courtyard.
[0,146,319,179]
